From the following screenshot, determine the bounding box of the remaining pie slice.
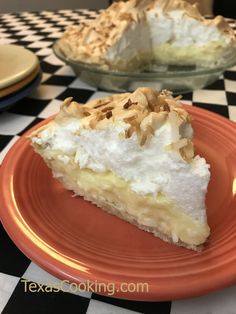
[57,0,236,71]
[29,87,210,250]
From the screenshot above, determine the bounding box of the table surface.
[1,9,236,314]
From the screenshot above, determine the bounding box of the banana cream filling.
[151,42,233,67]
[41,153,209,247]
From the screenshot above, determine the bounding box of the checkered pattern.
[1,9,236,314]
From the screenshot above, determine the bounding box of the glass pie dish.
[53,40,236,94]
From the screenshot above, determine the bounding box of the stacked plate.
[0,44,42,110]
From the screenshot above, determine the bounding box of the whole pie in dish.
[29,87,210,251]
[57,0,236,71]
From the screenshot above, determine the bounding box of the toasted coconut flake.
[180,140,194,161]
[170,138,188,150]
[123,98,133,109]
[83,111,91,117]
[106,111,113,119]
[101,106,114,112]
[165,98,181,108]
[130,89,149,107]
[141,111,168,133]
[57,87,194,161]
[57,98,85,120]
[139,126,154,146]
[165,138,194,162]
[89,117,98,129]
[94,100,111,109]
[125,125,136,138]
[139,131,148,146]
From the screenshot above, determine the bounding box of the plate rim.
[1,105,236,301]
[0,70,42,110]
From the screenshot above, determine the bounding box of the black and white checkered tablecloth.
[1,9,236,314]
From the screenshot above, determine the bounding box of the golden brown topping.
[180,140,194,161]
[101,106,114,112]
[106,111,113,119]
[55,87,194,161]
[94,100,111,109]
[83,111,91,117]
[123,99,133,109]
[125,125,136,138]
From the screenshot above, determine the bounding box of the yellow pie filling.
[45,155,210,247]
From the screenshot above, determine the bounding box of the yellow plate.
[0,64,40,98]
[0,44,39,89]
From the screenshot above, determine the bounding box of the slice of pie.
[29,87,210,251]
[57,0,236,71]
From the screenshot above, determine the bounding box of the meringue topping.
[56,87,193,158]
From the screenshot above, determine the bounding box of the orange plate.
[1,106,236,301]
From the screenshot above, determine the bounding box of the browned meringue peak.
[56,87,193,160]
[146,0,235,39]
[146,0,203,21]
[206,15,236,40]
[57,0,146,68]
